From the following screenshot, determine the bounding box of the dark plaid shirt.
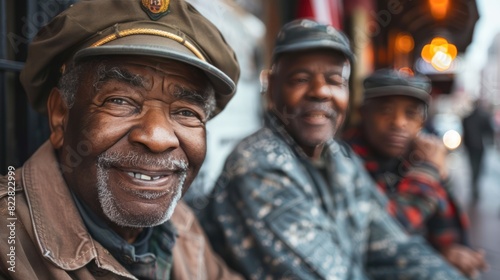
[344,126,469,250]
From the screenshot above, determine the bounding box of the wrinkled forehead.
[76,56,211,89]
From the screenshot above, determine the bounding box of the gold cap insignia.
[141,0,170,20]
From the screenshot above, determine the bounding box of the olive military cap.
[20,0,240,117]
[363,69,432,105]
[272,19,354,63]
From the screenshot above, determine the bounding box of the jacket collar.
[21,141,136,278]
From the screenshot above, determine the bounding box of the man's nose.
[306,75,331,101]
[128,107,179,153]
[392,110,408,128]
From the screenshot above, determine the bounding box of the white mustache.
[97,150,188,172]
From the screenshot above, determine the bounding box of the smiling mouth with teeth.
[308,113,326,118]
[126,172,164,181]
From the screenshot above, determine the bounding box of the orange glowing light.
[399,67,414,76]
[421,37,457,71]
[429,0,449,19]
[395,33,415,53]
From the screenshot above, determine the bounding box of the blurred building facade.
[259,0,480,123]
[1,0,78,173]
[480,33,500,106]
[480,33,500,146]
[184,0,266,201]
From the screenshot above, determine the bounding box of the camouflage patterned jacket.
[201,113,465,280]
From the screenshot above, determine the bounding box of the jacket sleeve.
[0,175,45,280]
[341,146,467,280]
[363,186,467,280]
[383,163,449,234]
[215,166,467,280]
[170,202,243,280]
[214,168,367,279]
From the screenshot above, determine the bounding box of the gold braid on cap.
[90,28,206,61]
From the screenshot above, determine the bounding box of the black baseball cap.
[363,69,432,105]
[272,19,354,63]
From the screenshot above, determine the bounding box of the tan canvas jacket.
[0,141,242,280]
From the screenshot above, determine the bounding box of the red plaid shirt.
[343,126,469,250]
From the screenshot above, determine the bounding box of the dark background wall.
[0,0,78,173]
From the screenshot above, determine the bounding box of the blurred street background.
[448,145,500,280]
[1,0,499,278]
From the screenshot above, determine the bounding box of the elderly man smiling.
[0,0,241,279]
[202,19,468,279]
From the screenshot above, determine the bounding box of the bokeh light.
[429,0,449,19]
[421,37,457,71]
[395,33,415,53]
[442,130,462,150]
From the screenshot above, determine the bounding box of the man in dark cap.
[344,69,488,278]
[201,19,467,279]
[0,0,242,279]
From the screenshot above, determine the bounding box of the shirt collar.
[70,190,155,266]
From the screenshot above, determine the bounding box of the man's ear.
[47,88,68,149]
[260,69,274,110]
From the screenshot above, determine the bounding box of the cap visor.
[74,35,235,96]
[273,40,353,62]
[364,85,430,104]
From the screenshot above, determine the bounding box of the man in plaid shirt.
[343,69,488,278]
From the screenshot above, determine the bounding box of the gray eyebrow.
[171,84,215,118]
[93,64,147,91]
[91,62,216,118]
